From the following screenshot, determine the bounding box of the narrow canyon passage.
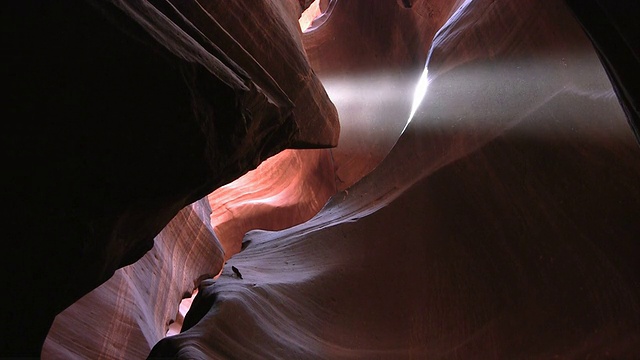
[149,1,640,358]
[2,0,638,359]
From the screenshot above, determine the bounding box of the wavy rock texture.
[5,0,639,358]
[209,149,336,259]
[151,0,640,358]
[3,0,337,356]
[206,0,449,260]
[162,0,339,148]
[42,199,223,359]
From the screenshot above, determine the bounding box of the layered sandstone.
[43,199,223,359]
[151,0,640,358]
[3,0,337,356]
[3,0,638,358]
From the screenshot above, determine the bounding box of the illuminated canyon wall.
[150,0,640,358]
[4,0,337,356]
[3,0,639,358]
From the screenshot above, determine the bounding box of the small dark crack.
[231,265,243,279]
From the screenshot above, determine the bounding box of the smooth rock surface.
[42,199,223,360]
[304,0,450,189]
[2,0,337,356]
[209,149,336,259]
[150,0,640,358]
[5,0,639,358]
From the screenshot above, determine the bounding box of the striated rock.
[204,0,455,283]
[2,0,337,356]
[209,149,336,259]
[171,0,340,148]
[42,198,223,359]
[150,0,640,358]
[4,0,639,358]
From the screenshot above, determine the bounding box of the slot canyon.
[3,0,639,358]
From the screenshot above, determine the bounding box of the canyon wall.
[151,0,640,358]
[2,0,638,358]
[3,0,336,356]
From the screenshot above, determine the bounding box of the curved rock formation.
[3,0,336,356]
[305,0,447,190]
[209,149,336,259]
[43,199,223,359]
[150,0,640,358]
[3,0,639,358]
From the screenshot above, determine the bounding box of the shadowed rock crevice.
[3,0,337,356]
[3,0,639,358]
[150,0,640,358]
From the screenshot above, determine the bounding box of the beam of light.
[405,67,429,133]
[320,73,421,144]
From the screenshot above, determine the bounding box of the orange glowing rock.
[6,0,639,358]
[209,149,336,259]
